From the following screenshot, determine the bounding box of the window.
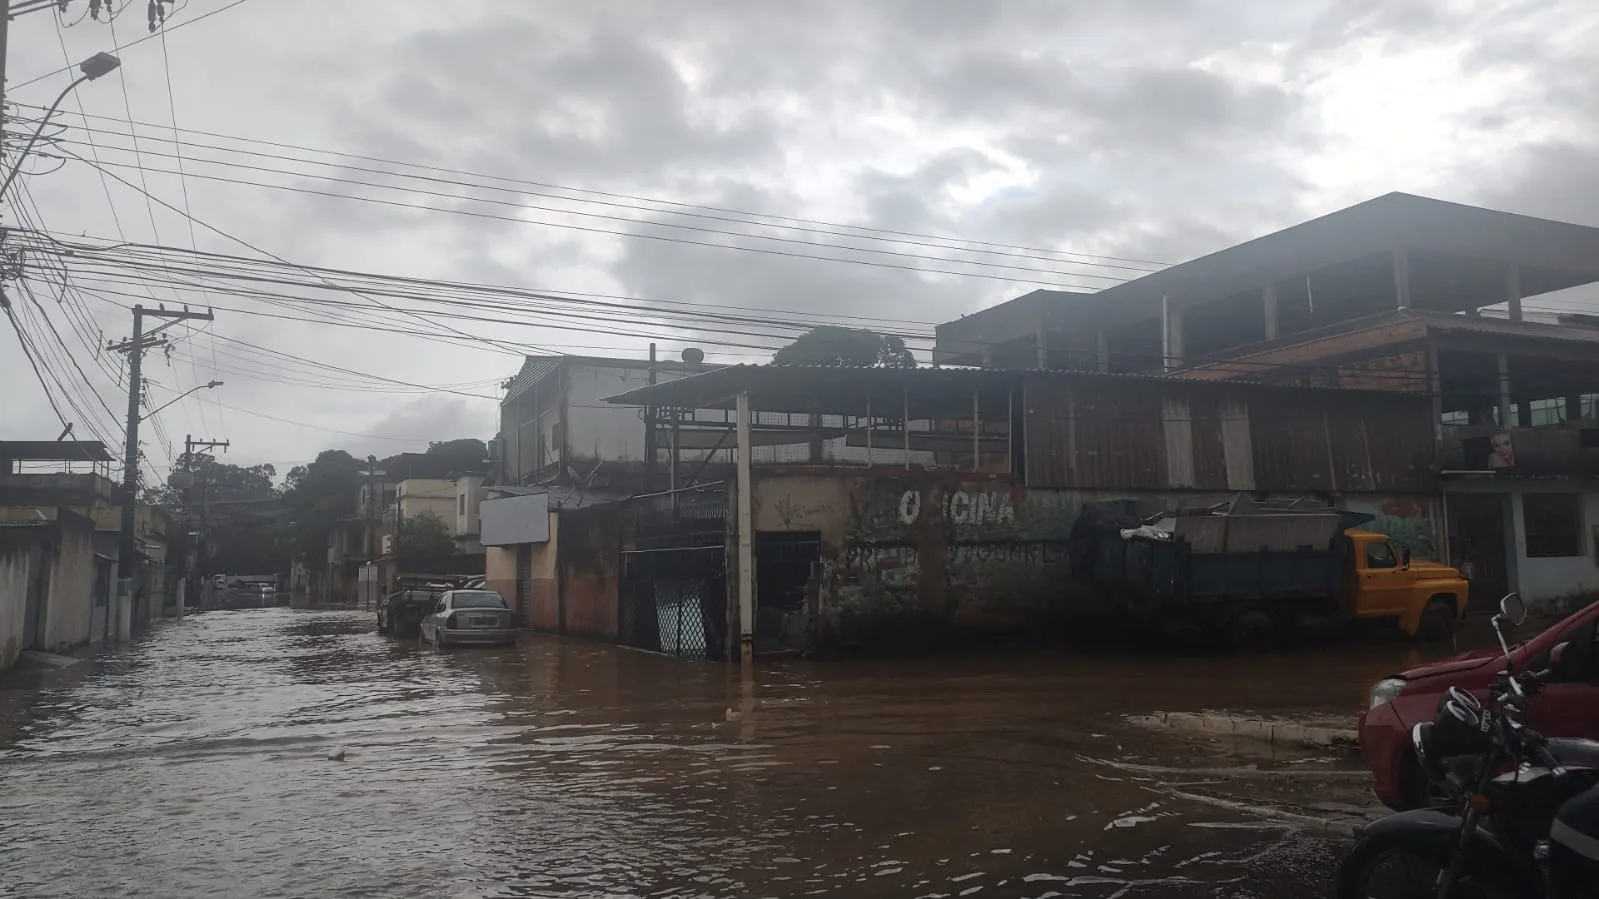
[1366,542,1398,569]
[1523,493,1582,558]
[448,591,508,610]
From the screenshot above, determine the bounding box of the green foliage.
[427,438,488,458]
[393,510,454,561]
[283,450,363,570]
[772,326,917,368]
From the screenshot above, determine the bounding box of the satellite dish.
[681,347,705,364]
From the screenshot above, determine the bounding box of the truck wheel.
[1226,611,1274,653]
[1416,598,1457,642]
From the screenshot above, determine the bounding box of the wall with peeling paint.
[751,472,1442,648]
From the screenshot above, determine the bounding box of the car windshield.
[450,591,507,610]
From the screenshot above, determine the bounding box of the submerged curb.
[1128,711,1359,751]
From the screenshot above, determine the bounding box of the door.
[1530,615,1599,740]
[22,544,48,650]
[515,544,532,629]
[1356,537,1412,618]
[1448,492,1510,612]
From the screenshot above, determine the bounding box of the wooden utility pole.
[108,303,212,639]
[184,434,228,610]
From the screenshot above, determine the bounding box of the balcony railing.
[1440,425,1599,477]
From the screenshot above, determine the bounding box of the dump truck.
[376,574,486,639]
[1068,496,1468,649]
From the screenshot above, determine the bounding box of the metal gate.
[515,544,533,628]
[618,484,728,661]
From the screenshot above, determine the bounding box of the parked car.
[419,589,516,648]
[1358,597,1599,809]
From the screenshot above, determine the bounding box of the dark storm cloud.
[7,0,1599,468]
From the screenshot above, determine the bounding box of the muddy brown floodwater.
[0,609,1486,898]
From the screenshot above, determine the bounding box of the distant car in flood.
[419,589,516,648]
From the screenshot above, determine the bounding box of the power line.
[12,0,257,92]
[51,149,1115,288]
[17,99,1172,270]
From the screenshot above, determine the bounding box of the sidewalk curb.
[1127,711,1359,751]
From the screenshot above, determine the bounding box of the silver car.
[420,589,516,648]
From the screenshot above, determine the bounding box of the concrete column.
[1263,283,1279,340]
[1427,342,1443,445]
[1567,393,1583,423]
[1095,330,1110,373]
[1516,395,1534,429]
[734,391,754,666]
[1393,247,1412,309]
[1161,295,1184,371]
[1506,265,1524,321]
[1497,353,1513,428]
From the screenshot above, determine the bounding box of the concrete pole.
[1506,265,1524,322]
[971,388,981,470]
[116,306,146,644]
[903,386,911,470]
[1497,352,1513,428]
[735,391,754,667]
[1393,247,1412,309]
[1263,283,1279,340]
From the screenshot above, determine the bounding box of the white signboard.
[480,492,551,546]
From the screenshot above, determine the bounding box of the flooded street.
[0,609,1467,898]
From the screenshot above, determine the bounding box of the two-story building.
[936,192,1599,609]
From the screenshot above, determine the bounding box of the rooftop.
[935,193,1599,365]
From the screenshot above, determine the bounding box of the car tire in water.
[1415,597,1458,642]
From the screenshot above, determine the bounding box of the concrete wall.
[565,363,691,466]
[485,545,516,616]
[487,512,560,629]
[531,534,561,632]
[43,515,96,651]
[751,472,1440,648]
[557,507,620,640]
[1510,488,1599,602]
[397,479,457,526]
[456,476,484,536]
[0,541,31,671]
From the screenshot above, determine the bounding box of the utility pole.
[108,303,212,640]
[184,434,227,612]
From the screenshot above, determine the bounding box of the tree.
[393,510,454,561]
[283,450,364,570]
[773,326,916,368]
[427,438,488,458]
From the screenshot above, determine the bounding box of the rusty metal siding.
[1024,373,1434,493]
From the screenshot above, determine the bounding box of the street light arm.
[0,52,119,202]
[0,73,91,203]
[141,380,222,423]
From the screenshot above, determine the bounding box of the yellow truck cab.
[1341,529,1469,639]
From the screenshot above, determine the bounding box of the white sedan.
[419,590,516,648]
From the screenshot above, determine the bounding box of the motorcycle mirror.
[1499,592,1527,626]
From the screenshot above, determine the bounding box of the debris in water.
[327,748,347,761]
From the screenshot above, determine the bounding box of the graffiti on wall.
[896,488,1016,526]
[1347,496,1438,560]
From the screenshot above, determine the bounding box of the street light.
[141,380,222,422]
[0,52,121,202]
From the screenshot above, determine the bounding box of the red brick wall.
[530,578,560,632]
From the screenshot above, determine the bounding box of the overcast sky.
[3,0,1597,481]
